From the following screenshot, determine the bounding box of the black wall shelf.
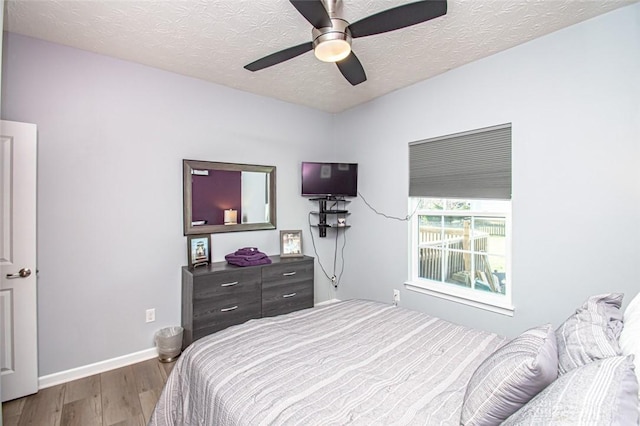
[309,197,351,237]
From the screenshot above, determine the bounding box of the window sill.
[404,280,515,317]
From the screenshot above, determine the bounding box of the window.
[406,124,513,315]
[407,198,512,314]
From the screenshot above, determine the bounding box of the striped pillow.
[503,356,639,425]
[460,324,558,426]
[556,293,623,375]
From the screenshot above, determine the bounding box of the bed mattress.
[149,299,507,425]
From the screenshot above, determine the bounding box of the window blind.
[409,123,512,200]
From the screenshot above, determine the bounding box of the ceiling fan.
[244,0,447,86]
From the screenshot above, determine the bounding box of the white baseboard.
[315,298,340,306]
[38,347,158,389]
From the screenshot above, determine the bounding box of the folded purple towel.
[225,253,265,262]
[225,256,272,267]
[225,247,272,267]
[235,247,260,256]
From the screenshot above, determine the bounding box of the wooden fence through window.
[418,222,501,292]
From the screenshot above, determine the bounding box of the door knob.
[6,268,31,279]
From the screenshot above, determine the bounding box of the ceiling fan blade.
[290,0,332,29]
[244,42,313,72]
[336,52,367,86]
[348,0,447,39]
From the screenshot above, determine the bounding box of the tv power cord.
[308,209,346,289]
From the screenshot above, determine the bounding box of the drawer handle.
[282,271,296,276]
[221,306,238,312]
[282,293,297,298]
[221,281,239,287]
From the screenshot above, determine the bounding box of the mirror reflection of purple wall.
[191,170,242,226]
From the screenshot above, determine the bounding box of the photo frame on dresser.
[280,230,303,258]
[187,234,211,268]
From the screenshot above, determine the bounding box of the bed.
[150,297,640,425]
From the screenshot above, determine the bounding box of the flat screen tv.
[301,162,358,197]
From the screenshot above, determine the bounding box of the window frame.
[405,198,514,316]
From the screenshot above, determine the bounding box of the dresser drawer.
[193,269,261,301]
[262,280,313,317]
[261,259,313,284]
[262,259,314,317]
[192,295,261,341]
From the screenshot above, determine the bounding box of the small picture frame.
[280,230,303,258]
[187,234,211,268]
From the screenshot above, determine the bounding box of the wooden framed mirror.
[183,160,276,235]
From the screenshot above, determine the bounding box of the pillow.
[620,292,640,399]
[460,324,558,426]
[503,356,639,425]
[556,293,623,375]
[623,291,640,322]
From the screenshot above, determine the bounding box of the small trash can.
[155,326,183,363]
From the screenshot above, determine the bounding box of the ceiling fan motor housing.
[312,18,352,62]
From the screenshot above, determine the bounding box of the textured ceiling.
[4,0,637,113]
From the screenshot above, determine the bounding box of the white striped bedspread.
[149,299,507,426]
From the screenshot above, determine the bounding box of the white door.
[0,120,38,402]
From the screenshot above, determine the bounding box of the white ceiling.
[4,0,637,113]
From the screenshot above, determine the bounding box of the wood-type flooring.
[2,358,174,426]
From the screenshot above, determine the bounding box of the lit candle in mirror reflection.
[224,209,238,225]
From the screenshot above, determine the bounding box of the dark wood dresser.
[181,255,314,348]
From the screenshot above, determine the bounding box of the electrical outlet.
[393,289,400,306]
[146,308,155,323]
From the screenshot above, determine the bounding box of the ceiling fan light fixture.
[314,39,351,62]
[312,18,352,63]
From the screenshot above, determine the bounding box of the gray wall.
[334,4,640,337]
[1,33,336,376]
